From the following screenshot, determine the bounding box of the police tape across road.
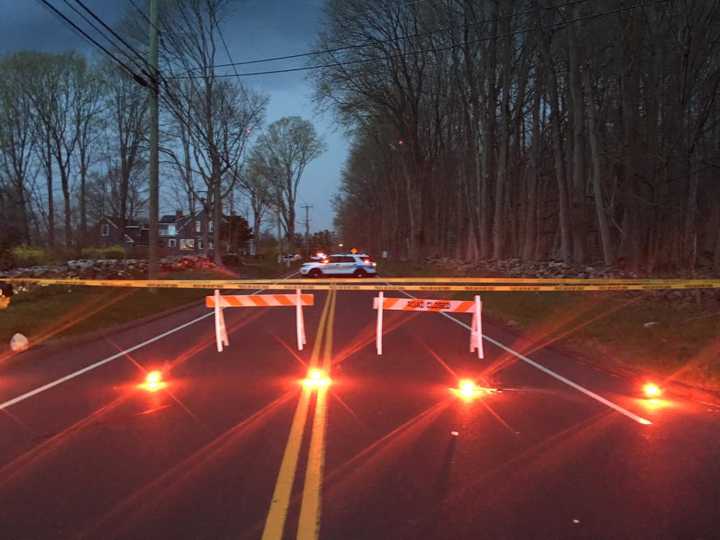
[188,276,720,285]
[3,277,720,292]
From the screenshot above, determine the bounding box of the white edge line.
[443,312,651,425]
[0,272,301,411]
[391,285,652,426]
[0,312,213,411]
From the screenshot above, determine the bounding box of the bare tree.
[100,61,148,231]
[235,162,272,255]
[157,0,267,264]
[317,0,720,272]
[25,52,66,249]
[0,53,36,244]
[250,116,325,241]
[74,62,104,247]
[25,52,87,248]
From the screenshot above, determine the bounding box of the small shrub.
[103,245,126,259]
[222,254,241,266]
[80,247,101,259]
[81,245,126,260]
[11,245,50,267]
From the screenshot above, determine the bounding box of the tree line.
[0,0,323,265]
[315,0,720,273]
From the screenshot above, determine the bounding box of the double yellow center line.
[262,289,336,540]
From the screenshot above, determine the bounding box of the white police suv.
[300,253,377,278]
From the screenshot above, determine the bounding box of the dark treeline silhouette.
[314,0,720,273]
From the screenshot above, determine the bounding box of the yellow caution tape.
[214,276,720,285]
[3,277,720,292]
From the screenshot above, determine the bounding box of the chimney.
[175,209,183,221]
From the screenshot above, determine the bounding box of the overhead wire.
[37,0,214,177]
[185,0,596,72]
[124,0,224,134]
[61,0,193,132]
[168,0,670,79]
[35,0,146,84]
[73,0,153,79]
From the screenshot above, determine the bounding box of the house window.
[180,238,195,250]
[101,223,110,237]
[209,241,214,250]
[168,224,176,236]
[195,220,201,233]
[208,220,214,233]
[168,239,177,248]
[198,240,203,250]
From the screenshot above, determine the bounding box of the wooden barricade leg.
[214,289,227,353]
[376,292,384,355]
[296,288,306,351]
[470,311,476,353]
[472,295,484,359]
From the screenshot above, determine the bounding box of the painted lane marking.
[297,288,336,539]
[0,312,212,411]
[391,286,652,425]
[0,273,302,412]
[261,289,334,540]
[444,312,652,425]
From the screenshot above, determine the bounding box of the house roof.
[102,216,147,228]
[100,210,230,236]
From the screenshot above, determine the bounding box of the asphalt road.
[1,287,719,540]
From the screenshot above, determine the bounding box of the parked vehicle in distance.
[300,253,377,277]
[279,253,302,263]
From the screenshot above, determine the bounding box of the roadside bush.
[80,247,101,259]
[221,253,241,266]
[11,245,51,267]
[80,245,126,260]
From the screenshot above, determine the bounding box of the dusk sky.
[0,0,346,232]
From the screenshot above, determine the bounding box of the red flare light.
[139,370,167,393]
[642,382,662,398]
[302,368,331,389]
[451,379,496,402]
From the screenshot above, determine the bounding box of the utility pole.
[302,204,312,255]
[147,0,160,279]
[276,212,283,262]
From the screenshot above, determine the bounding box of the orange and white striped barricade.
[206,289,314,352]
[373,293,483,358]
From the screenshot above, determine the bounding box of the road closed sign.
[372,297,476,313]
[373,293,484,358]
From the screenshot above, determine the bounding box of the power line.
[60,0,123,55]
[215,15,241,79]
[128,0,152,27]
[169,0,669,79]
[72,0,154,80]
[127,0,180,66]
[61,0,162,93]
[302,204,313,252]
[183,0,595,72]
[37,0,235,177]
[63,0,192,130]
[35,0,147,85]
[41,0,195,138]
